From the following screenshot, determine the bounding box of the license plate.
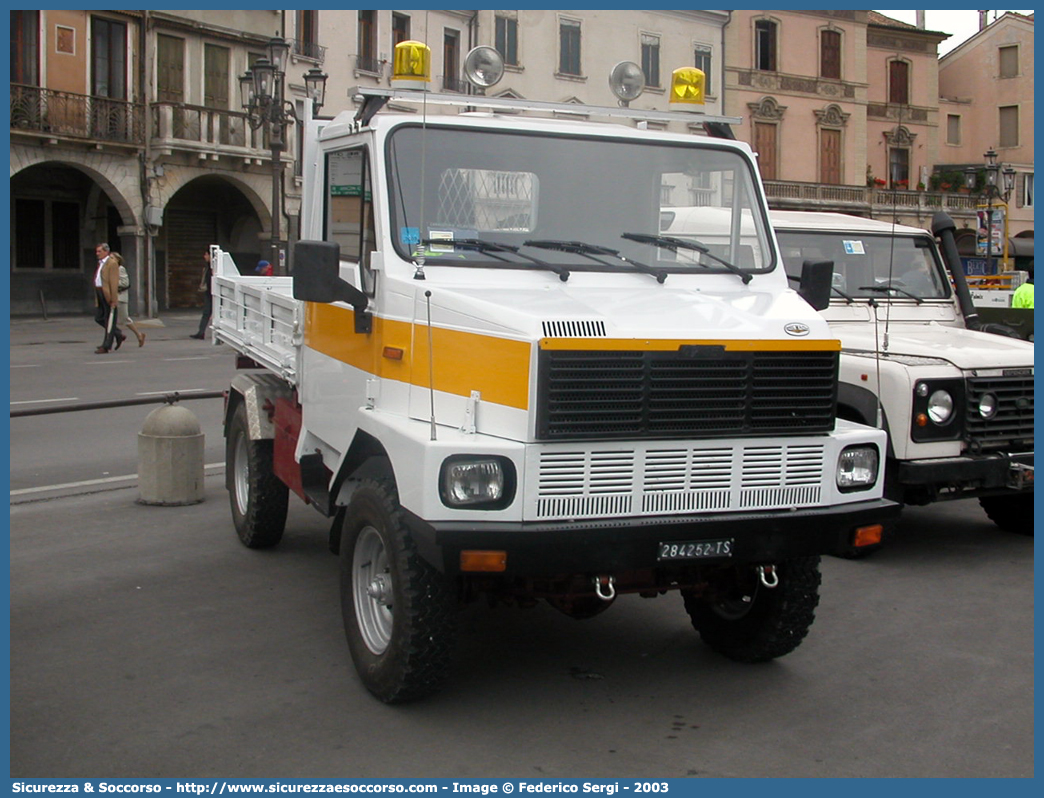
[657,539,734,561]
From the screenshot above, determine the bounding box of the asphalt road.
[7,314,1036,779]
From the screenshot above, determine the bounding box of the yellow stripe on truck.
[305,303,532,410]
[305,304,840,411]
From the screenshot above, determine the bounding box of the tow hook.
[593,575,616,601]
[756,565,779,589]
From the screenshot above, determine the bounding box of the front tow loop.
[756,565,779,589]
[593,575,616,601]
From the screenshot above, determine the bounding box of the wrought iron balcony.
[150,102,269,156]
[290,37,327,63]
[442,75,468,93]
[10,83,144,146]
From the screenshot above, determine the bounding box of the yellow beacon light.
[669,67,705,112]
[392,40,431,90]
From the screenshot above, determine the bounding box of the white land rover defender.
[767,210,1034,547]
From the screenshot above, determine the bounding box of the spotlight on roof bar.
[609,61,645,105]
[463,46,505,89]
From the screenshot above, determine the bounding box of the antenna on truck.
[425,290,437,441]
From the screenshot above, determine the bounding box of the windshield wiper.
[421,237,570,282]
[622,233,753,284]
[858,283,924,304]
[523,239,668,283]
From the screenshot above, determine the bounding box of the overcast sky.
[875,9,1033,56]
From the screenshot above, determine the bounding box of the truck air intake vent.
[542,320,607,338]
[536,349,838,441]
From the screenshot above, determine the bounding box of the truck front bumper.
[405,498,900,576]
[897,451,1034,498]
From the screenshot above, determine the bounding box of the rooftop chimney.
[979,10,989,30]
[916,10,925,29]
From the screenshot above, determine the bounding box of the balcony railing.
[442,75,468,93]
[10,83,144,146]
[763,179,980,215]
[151,102,267,153]
[356,54,382,74]
[291,37,327,63]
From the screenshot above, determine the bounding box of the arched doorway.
[10,162,133,316]
[158,176,264,309]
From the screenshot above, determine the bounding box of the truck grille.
[536,349,838,441]
[531,443,826,520]
[965,375,1034,452]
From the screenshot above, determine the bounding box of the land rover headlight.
[927,390,954,424]
[439,456,515,509]
[837,445,879,491]
[978,393,998,419]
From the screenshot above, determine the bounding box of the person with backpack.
[113,252,146,347]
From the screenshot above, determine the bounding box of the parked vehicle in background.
[764,210,1033,550]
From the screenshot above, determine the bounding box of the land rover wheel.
[979,494,1034,536]
[227,402,288,548]
[683,556,821,662]
[341,480,457,703]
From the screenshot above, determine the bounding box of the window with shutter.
[754,122,777,180]
[888,60,909,105]
[999,45,1018,78]
[999,106,1019,147]
[755,20,777,71]
[820,30,840,79]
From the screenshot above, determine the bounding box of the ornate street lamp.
[240,37,327,274]
[971,149,1018,273]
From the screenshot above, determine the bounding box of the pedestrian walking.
[93,243,125,354]
[113,252,146,347]
[190,249,213,340]
[255,259,273,276]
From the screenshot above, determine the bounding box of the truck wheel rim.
[233,434,250,516]
[353,525,393,655]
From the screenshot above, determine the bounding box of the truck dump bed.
[210,248,300,384]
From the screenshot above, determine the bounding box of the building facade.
[938,11,1034,254]
[10,10,321,315]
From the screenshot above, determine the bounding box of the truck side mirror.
[293,240,372,334]
[798,259,833,311]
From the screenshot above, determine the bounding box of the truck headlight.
[837,445,879,491]
[439,456,516,509]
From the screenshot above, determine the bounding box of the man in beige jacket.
[93,242,126,353]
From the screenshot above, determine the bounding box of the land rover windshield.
[776,229,951,301]
[383,124,774,278]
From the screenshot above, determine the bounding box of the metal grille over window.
[436,168,538,231]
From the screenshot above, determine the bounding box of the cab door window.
[324,147,376,294]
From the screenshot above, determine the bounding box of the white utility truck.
[764,210,1033,547]
[212,45,896,702]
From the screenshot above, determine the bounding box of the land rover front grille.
[535,349,838,441]
[965,374,1034,452]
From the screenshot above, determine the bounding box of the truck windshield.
[775,230,951,301]
[386,124,773,278]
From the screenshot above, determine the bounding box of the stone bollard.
[137,404,205,505]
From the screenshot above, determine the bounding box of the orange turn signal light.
[383,346,404,361]
[460,550,507,572]
[853,524,883,548]
[915,413,928,427]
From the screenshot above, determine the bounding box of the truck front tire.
[340,480,457,703]
[683,556,821,662]
[227,402,288,548]
[979,493,1034,536]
